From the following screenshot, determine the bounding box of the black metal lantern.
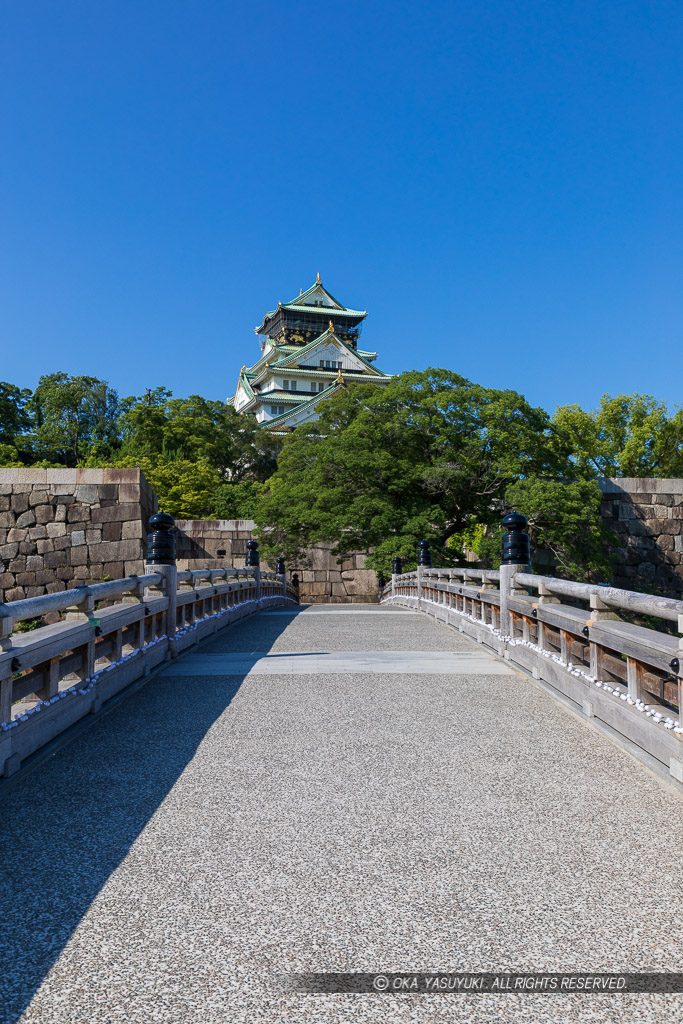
[501,511,530,565]
[392,556,403,575]
[146,512,176,565]
[245,539,260,567]
[275,556,285,575]
[417,539,432,567]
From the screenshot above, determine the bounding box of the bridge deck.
[1,604,681,1023]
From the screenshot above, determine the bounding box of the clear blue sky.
[2,1,682,415]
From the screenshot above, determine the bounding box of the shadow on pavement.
[0,607,303,1024]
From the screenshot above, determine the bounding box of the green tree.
[118,389,279,481]
[475,479,614,581]
[117,387,173,457]
[254,368,561,573]
[31,372,121,465]
[112,454,222,519]
[552,393,683,478]
[0,442,23,467]
[212,480,264,520]
[0,382,32,447]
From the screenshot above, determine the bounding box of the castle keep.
[229,274,391,433]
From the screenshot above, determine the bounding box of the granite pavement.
[0,604,681,1024]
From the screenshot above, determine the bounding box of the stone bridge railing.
[0,517,297,778]
[381,519,682,785]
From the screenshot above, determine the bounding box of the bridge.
[1,515,682,1022]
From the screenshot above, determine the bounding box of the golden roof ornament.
[299,288,303,295]
[316,271,321,284]
[329,319,334,331]
[336,366,344,385]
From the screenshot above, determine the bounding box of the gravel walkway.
[0,604,681,1024]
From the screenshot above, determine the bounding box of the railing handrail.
[392,564,683,625]
[0,575,165,629]
[514,572,683,623]
[0,565,290,631]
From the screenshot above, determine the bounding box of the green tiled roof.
[255,278,367,332]
[259,368,373,379]
[259,383,341,429]
[254,392,302,405]
[282,303,365,317]
[238,372,256,400]
[287,279,360,311]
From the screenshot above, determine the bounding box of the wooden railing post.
[677,614,683,723]
[145,564,177,651]
[246,540,261,603]
[417,540,431,610]
[589,591,620,681]
[0,606,11,727]
[145,511,177,654]
[392,557,402,600]
[65,585,96,681]
[500,511,530,637]
[276,557,287,598]
[536,581,560,650]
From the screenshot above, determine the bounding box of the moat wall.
[0,468,157,602]
[3,471,681,604]
[599,478,683,596]
[0,473,377,605]
[174,519,378,603]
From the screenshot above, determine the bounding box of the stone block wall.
[4,470,683,605]
[174,519,378,603]
[599,478,683,596]
[175,519,255,568]
[0,469,157,602]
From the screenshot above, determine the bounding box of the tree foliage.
[475,479,614,581]
[0,366,680,585]
[0,382,32,447]
[31,373,121,465]
[117,388,278,481]
[0,374,277,519]
[111,455,222,519]
[255,369,561,572]
[552,393,683,478]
